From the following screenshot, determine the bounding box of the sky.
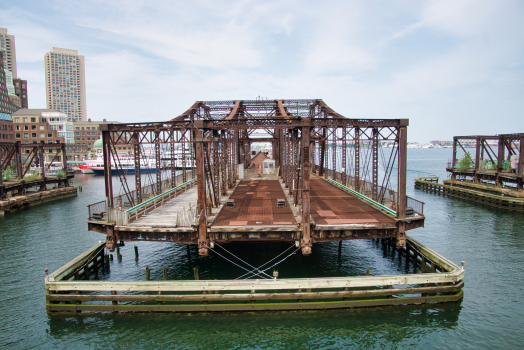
[1,0,523,142]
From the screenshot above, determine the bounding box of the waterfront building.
[44,47,87,122]
[0,112,13,141]
[12,109,88,162]
[72,118,129,154]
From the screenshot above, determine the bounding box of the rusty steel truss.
[91,99,422,255]
[448,133,524,189]
[0,141,70,199]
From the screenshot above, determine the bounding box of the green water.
[1,149,523,349]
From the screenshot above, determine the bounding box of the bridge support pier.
[105,226,116,252]
[396,221,406,249]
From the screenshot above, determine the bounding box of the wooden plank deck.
[127,186,198,228]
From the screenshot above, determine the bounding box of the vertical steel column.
[191,130,196,180]
[212,130,220,205]
[234,129,239,181]
[245,142,250,169]
[221,130,228,195]
[518,135,523,190]
[170,136,176,188]
[133,132,142,204]
[324,127,329,179]
[284,131,288,183]
[354,128,360,192]
[15,141,22,180]
[475,136,481,182]
[475,137,481,170]
[289,130,292,195]
[39,141,46,191]
[102,129,113,210]
[227,131,232,187]
[301,121,312,255]
[372,128,378,201]
[182,129,187,183]
[195,126,208,256]
[332,125,337,181]
[155,132,161,195]
[452,138,458,179]
[396,125,407,248]
[495,136,506,185]
[279,129,284,176]
[342,127,347,186]
[311,142,316,174]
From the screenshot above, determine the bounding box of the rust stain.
[212,180,297,227]
[310,179,396,226]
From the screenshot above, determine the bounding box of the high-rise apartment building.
[1,27,28,108]
[0,28,17,79]
[44,47,87,122]
[13,78,28,109]
[0,52,18,114]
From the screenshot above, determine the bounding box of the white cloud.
[2,0,523,140]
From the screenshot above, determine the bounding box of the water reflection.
[47,302,461,349]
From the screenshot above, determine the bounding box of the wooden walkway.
[128,186,198,228]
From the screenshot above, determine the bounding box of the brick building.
[12,109,88,162]
[72,119,130,154]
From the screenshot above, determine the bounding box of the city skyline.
[1,1,523,142]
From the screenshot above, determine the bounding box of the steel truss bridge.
[448,133,524,188]
[88,99,425,255]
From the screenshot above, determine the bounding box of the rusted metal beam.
[194,127,208,256]
[301,121,312,255]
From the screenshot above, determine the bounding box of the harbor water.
[1,148,523,349]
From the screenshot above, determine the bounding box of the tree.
[458,152,473,170]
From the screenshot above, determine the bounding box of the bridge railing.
[314,166,424,216]
[407,196,424,216]
[87,171,194,221]
[121,178,197,226]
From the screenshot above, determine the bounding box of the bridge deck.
[128,186,198,228]
[309,179,396,226]
[211,180,297,227]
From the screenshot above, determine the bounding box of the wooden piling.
[193,267,199,280]
[75,291,82,313]
[134,246,139,260]
[145,266,150,281]
[162,267,168,281]
[111,291,118,313]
